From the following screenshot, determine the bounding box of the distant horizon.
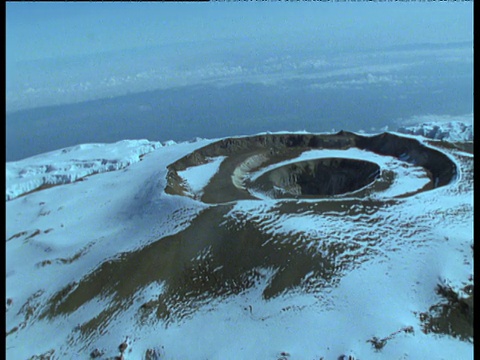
[6,39,472,114]
[6,2,472,161]
[7,1,473,111]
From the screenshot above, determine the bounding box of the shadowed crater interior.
[251,158,380,198]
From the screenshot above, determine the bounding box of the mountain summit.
[6,130,473,359]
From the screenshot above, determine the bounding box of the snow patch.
[178,156,226,198]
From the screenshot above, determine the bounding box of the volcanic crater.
[39,131,461,332]
[166,131,457,203]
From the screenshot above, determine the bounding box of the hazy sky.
[7,1,473,63]
[6,2,473,161]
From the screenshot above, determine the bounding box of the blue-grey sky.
[6,2,473,110]
[6,2,473,161]
[7,2,473,62]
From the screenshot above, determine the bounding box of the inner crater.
[250,158,381,198]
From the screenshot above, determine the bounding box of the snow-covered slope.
[6,131,473,360]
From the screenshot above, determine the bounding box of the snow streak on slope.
[6,132,473,360]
